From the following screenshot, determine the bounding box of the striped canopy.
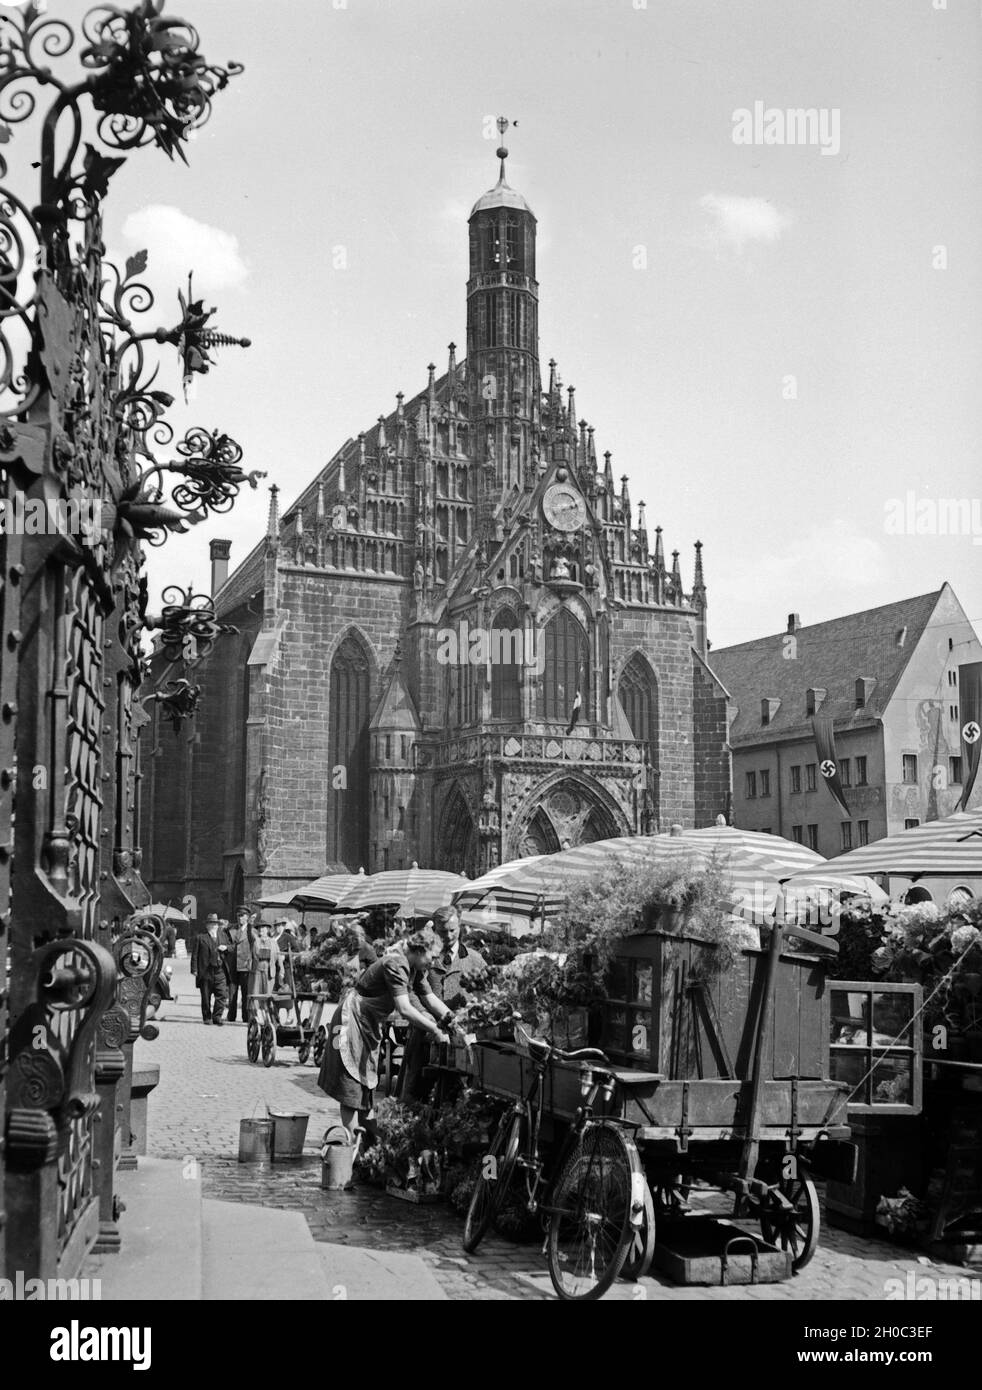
[657,825,825,875]
[333,867,467,917]
[802,810,982,880]
[453,835,814,923]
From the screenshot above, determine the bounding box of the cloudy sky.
[43,0,981,649]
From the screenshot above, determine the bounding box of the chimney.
[787,613,801,634]
[210,538,232,595]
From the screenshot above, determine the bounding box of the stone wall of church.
[610,606,701,828]
[259,568,408,879]
[692,657,732,826]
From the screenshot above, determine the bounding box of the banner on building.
[958,661,982,811]
[812,714,851,817]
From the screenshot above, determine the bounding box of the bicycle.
[462,1022,655,1300]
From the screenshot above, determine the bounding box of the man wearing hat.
[221,906,254,1023]
[194,913,229,1025]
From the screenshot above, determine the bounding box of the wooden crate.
[602,933,827,1082]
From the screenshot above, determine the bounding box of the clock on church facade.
[140,123,731,915]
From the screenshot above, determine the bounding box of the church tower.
[466,118,540,511]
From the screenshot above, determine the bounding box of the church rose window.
[619,653,658,755]
[328,632,371,868]
[540,609,589,724]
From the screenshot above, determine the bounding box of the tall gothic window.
[491,607,522,721]
[328,632,371,869]
[539,609,589,724]
[619,653,658,754]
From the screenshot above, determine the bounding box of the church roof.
[369,661,420,732]
[470,176,534,218]
[710,588,944,746]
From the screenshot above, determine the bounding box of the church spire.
[267,483,279,538]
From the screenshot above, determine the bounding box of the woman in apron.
[318,932,456,1143]
[247,919,282,1018]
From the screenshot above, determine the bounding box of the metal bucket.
[238,1117,273,1164]
[268,1110,310,1160]
[320,1125,356,1190]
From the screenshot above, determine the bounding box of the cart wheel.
[246,1018,260,1064]
[621,1177,656,1282]
[760,1176,820,1272]
[312,1025,326,1067]
[260,1021,277,1068]
[297,1040,311,1065]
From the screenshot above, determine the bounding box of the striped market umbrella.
[453,836,797,923]
[657,825,825,876]
[332,866,467,918]
[295,870,366,908]
[803,810,982,881]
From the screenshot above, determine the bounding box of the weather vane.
[496,115,518,180]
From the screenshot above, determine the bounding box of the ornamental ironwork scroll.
[0,0,248,1282]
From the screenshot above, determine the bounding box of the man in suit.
[221,907,254,1023]
[194,914,229,1025]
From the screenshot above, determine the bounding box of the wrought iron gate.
[0,0,249,1281]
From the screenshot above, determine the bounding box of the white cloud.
[759,517,888,587]
[120,205,249,294]
[699,193,793,254]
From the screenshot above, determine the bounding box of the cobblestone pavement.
[141,959,973,1301]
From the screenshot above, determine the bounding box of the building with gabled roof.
[140,126,730,913]
[710,584,982,866]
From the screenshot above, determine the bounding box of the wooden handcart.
[246,951,332,1067]
[449,918,887,1283]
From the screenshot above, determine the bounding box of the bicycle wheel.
[547,1122,641,1301]
[462,1107,524,1254]
[620,1175,656,1281]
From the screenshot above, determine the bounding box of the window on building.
[950,705,959,723]
[539,608,590,724]
[840,758,851,786]
[761,699,770,726]
[745,771,757,799]
[792,825,804,843]
[855,677,874,709]
[619,653,659,756]
[505,218,518,268]
[806,763,817,792]
[902,754,918,784]
[760,769,771,798]
[807,824,819,851]
[858,820,869,845]
[841,823,853,851]
[490,607,523,721]
[485,290,497,345]
[790,765,801,794]
[829,983,921,1112]
[950,756,963,785]
[328,631,371,870]
[806,687,825,716]
[856,756,868,785]
[904,818,920,830]
[948,670,957,687]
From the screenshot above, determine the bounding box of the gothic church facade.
[141,130,731,913]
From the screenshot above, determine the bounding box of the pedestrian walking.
[194,914,229,1025]
[222,906,253,1022]
[318,932,455,1146]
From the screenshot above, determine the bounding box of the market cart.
[246,953,332,1067]
[448,917,921,1282]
